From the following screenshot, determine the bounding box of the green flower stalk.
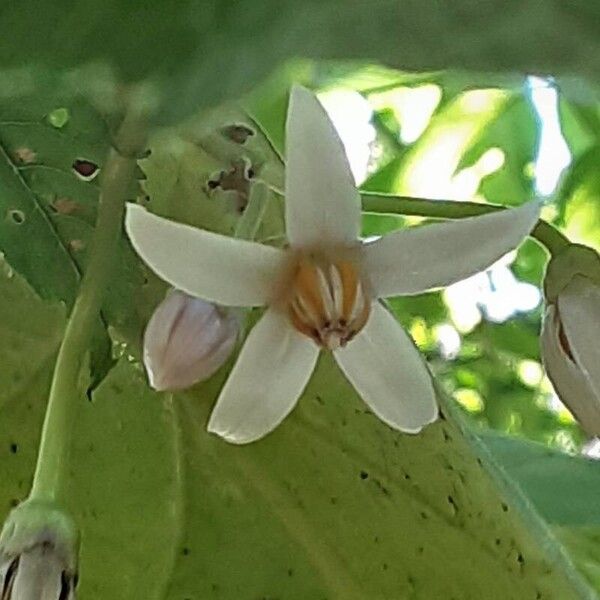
[0,107,147,598]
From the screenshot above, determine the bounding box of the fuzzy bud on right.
[143,290,238,391]
[541,244,600,437]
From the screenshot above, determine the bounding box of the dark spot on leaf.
[417,546,424,555]
[360,470,369,480]
[206,159,253,212]
[247,167,255,179]
[330,497,337,505]
[501,502,509,512]
[9,498,19,508]
[442,428,452,442]
[182,547,190,556]
[403,472,411,481]
[13,147,36,164]
[420,511,428,520]
[9,443,18,454]
[52,198,79,215]
[287,568,294,577]
[382,563,388,571]
[517,552,524,565]
[495,538,501,546]
[221,123,255,144]
[8,210,25,224]
[69,239,85,252]
[447,495,458,513]
[72,159,99,181]
[374,478,390,496]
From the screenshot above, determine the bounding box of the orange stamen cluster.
[288,257,370,349]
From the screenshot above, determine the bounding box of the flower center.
[287,257,370,350]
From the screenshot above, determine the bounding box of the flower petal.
[334,302,438,433]
[207,308,320,444]
[285,86,361,248]
[364,201,541,297]
[126,204,285,306]
[541,301,600,436]
[558,276,600,403]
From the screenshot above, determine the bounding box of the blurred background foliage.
[240,60,600,454]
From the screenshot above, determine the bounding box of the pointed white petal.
[541,301,600,436]
[364,201,541,297]
[558,276,600,403]
[285,86,361,248]
[207,308,319,444]
[126,204,285,306]
[334,302,438,433]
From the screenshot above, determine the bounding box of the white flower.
[541,245,600,437]
[126,86,540,444]
[143,290,239,391]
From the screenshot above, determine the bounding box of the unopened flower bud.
[0,501,78,600]
[143,290,239,391]
[541,245,600,437]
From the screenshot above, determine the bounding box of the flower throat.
[287,256,370,350]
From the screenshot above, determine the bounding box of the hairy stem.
[361,193,570,256]
[30,112,147,502]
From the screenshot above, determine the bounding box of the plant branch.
[30,112,147,502]
[361,193,571,257]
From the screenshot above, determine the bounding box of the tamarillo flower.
[126,86,540,444]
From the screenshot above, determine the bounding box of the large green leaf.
[480,431,600,590]
[0,260,596,598]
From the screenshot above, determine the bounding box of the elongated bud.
[143,290,238,391]
[541,245,600,437]
[0,501,78,600]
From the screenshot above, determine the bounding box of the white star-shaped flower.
[126,86,540,444]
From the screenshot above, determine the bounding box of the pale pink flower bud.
[143,290,238,391]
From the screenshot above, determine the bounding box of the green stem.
[30,113,147,502]
[361,193,571,257]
